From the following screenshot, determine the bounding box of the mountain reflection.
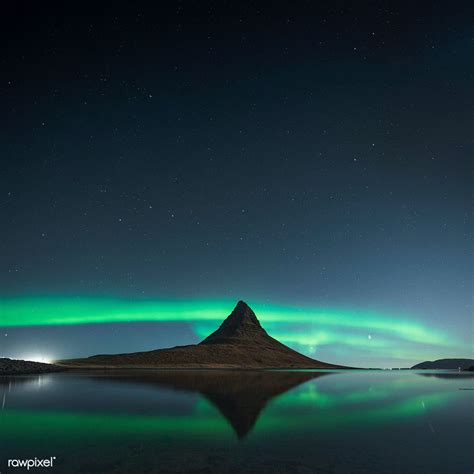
[416,371,474,380]
[84,370,332,438]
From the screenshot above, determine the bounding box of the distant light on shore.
[20,355,53,364]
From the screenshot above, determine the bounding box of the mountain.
[59,300,345,369]
[411,358,474,370]
[201,300,269,344]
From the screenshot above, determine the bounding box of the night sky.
[1,2,472,367]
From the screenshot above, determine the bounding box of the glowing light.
[20,355,53,364]
[0,296,464,362]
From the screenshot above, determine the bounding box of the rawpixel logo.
[7,457,56,470]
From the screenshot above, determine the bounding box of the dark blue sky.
[0,1,472,366]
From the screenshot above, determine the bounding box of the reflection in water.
[416,371,474,379]
[0,370,472,473]
[83,370,331,438]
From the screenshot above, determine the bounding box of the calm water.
[0,369,472,473]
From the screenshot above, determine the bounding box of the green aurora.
[0,296,465,361]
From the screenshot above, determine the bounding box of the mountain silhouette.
[201,300,268,344]
[59,300,344,369]
[0,358,64,375]
[83,370,331,438]
[412,358,474,370]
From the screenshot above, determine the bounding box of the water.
[0,370,472,473]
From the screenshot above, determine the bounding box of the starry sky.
[0,2,472,367]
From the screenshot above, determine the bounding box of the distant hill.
[59,300,346,369]
[411,358,474,370]
[0,358,65,375]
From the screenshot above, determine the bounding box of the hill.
[0,358,65,375]
[411,358,474,370]
[59,300,345,369]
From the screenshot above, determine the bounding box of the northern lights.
[0,4,472,474]
[0,296,445,346]
[0,296,466,366]
[0,2,471,369]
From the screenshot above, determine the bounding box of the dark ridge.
[411,358,474,370]
[0,358,66,376]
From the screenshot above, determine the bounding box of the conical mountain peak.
[229,300,261,325]
[62,299,344,369]
[200,300,268,345]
